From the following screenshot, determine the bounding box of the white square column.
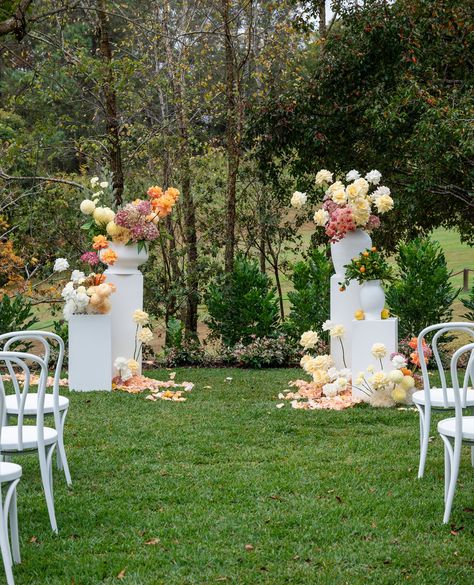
[69,314,112,391]
[330,275,363,369]
[351,317,398,401]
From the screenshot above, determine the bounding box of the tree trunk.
[318,1,327,37]
[222,0,240,274]
[0,0,34,40]
[96,0,124,205]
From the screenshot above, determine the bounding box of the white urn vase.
[330,229,372,275]
[103,243,148,275]
[360,280,385,321]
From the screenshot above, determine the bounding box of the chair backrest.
[451,343,474,437]
[0,331,64,411]
[417,322,474,409]
[0,351,48,451]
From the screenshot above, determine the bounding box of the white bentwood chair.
[0,331,71,486]
[0,352,59,533]
[0,388,22,585]
[438,342,474,523]
[413,322,474,478]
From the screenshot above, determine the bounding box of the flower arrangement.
[53,260,116,320]
[353,343,416,407]
[79,177,179,266]
[339,247,394,290]
[291,168,394,242]
[113,308,155,382]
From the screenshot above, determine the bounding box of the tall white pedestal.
[351,317,398,400]
[105,272,143,376]
[69,314,112,391]
[330,275,363,369]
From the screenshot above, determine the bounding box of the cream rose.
[313,209,329,227]
[290,191,307,209]
[371,343,387,359]
[299,330,319,350]
[80,199,96,215]
[315,169,333,186]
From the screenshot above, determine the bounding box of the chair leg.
[443,441,451,503]
[417,404,430,478]
[443,438,461,524]
[56,410,72,486]
[0,490,14,585]
[38,444,58,533]
[8,487,19,565]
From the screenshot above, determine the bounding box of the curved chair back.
[451,343,474,433]
[0,352,48,451]
[0,331,64,413]
[417,323,474,409]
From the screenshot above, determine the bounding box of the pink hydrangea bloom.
[325,206,356,242]
[80,251,99,266]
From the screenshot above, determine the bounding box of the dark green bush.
[0,294,38,335]
[462,283,474,322]
[285,247,331,340]
[222,334,301,368]
[386,238,459,338]
[205,255,280,346]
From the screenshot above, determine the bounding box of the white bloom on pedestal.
[290,191,307,209]
[313,209,329,226]
[54,258,69,272]
[71,270,85,283]
[371,343,387,359]
[315,169,333,186]
[346,169,360,182]
[365,169,382,185]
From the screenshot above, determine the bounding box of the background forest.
[0,0,472,364]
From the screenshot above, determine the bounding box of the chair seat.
[0,462,22,482]
[4,393,69,415]
[0,426,58,452]
[438,416,474,441]
[413,388,474,408]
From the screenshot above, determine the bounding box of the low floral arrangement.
[53,259,116,320]
[339,247,394,290]
[291,168,394,242]
[113,308,155,382]
[80,177,179,267]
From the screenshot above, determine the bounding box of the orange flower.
[165,187,180,201]
[360,266,366,273]
[408,337,418,350]
[401,367,412,376]
[151,193,176,217]
[371,246,377,251]
[93,274,106,285]
[410,351,422,367]
[92,235,109,250]
[147,185,163,199]
[101,249,118,265]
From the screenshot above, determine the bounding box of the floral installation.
[53,260,116,320]
[392,336,432,378]
[291,168,394,242]
[277,324,359,410]
[113,308,155,382]
[353,343,416,407]
[339,247,394,290]
[79,176,179,267]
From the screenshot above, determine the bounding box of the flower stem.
[339,338,347,369]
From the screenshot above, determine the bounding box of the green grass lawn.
[11,368,474,584]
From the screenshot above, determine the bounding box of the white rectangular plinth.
[105,273,143,376]
[330,275,363,370]
[351,317,398,401]
[68,314,112,391]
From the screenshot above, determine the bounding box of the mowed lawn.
[11,368,474,585]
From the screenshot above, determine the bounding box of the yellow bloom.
[132,309,149,325]
[127,359,140,374]
[391,386,407,403]
[138,327,153,344]
[354,310,365,320]
[381,308,390,319]
[401,375,415,390]
[332,188,347,205]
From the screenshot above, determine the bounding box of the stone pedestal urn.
[330,229,372,276]
[360,280,386,321]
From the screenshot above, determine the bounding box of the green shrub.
[222,334,301,369]
[205,255,280,346]
[462,283,474,322]
[0,294,38,335]
[386,238,459,338]
[285,247,331,340]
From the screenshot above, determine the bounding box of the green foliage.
[222,335,301,369]
[341,248,394,288]
[0,293,38,334]
[386,238,459,338]
[205,255,280,346]
[462,284,474,322]
[286,247,331,339]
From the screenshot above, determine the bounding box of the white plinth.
[330,275,363,369]
[351,317,398,401]
[105,272,143,375]
[69,314,112,391]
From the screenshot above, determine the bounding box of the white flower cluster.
[114,357,133,381]
[80,176,115,227]
[290,191,307,209]
[61,281,90,320]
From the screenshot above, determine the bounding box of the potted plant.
[339,247,394,320]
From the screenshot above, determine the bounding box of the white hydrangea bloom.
[346,169,360,182]
[290,191,307,209]
[54,258,69,272]
[365,169,382,185]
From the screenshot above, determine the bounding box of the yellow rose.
[392,386,407,403]
[332,188,347,205]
